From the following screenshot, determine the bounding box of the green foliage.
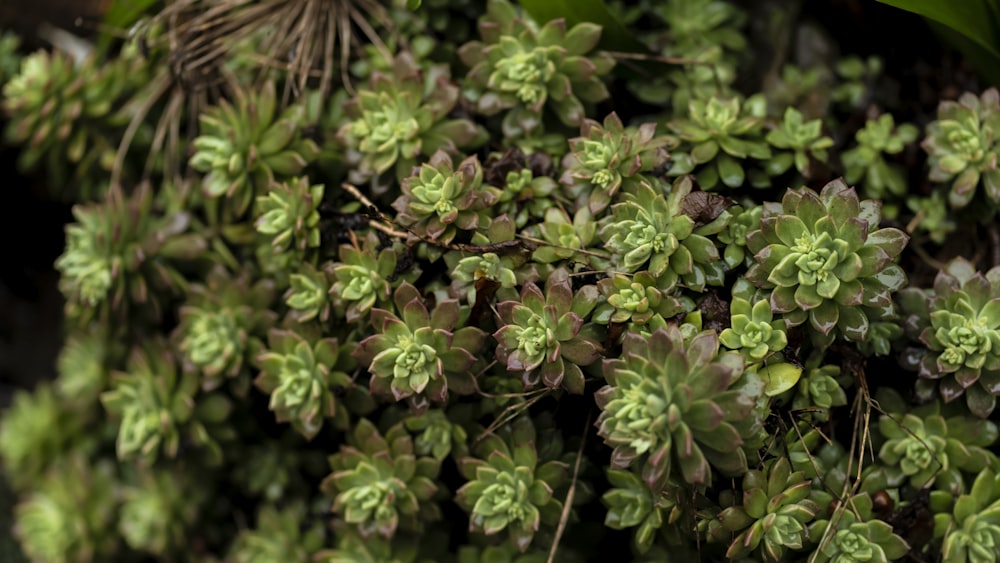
[340,52,484,185]
[745,179,909,347]
[255,328,357,440]
[842,113,920,200]
[456,416,567,551]
[923,88,1000,208]
[7,1,1000,561]
[321,419,442,539]
[459,0,614,138]
[808,493,910,563]
[667,95,770,190]
[494,268,601,393]
[596,326,763,486]
[709,456,820,561]
[899,258,1000,417]
[560,112,675,213]
[190,81,319,218]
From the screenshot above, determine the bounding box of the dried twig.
[547,408,592,563]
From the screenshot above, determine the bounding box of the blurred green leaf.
[877,0,1000,83]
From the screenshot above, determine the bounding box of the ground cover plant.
[3,0,1000,561]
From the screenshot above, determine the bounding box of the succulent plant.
[404,408,469,462]
[254,177,323,253]
[175,266,277,390]
[602,467,682,554]
[489,151,560,227]
[456,416,568,551]
[0,384,85,491]
[905,190,957,245]
[931,468,1000,563]
[0,30,20,85]
[54,330,114,406]
[1,48,142,200]
[592,271,692,329]
[446,212,536,306]
[922,88,1000,208]
[808,493,909,563]
[745,179,909,346]
[719,297,787,363]
[14,457,118,563]
[764,107,833,179]
[709,456,820,561]
[190,80,319,217]
[651,0,747,58]
[314,522,426,563]
[599,178,726,291]
[340,51,484,185]
[831,56,883,110]
[529,206,602,266]
[331,231,414,324]
[560,112,675,214]
[254,328,357,440]
[229,503,325,563]
[494,268,601,393]
[791,364,848,421]
[459,0,614,137]
[874,407,998,492]
[391,151,501,245]
[284,262,334,324]
[667,95,771,190]
[54,184,205,326]
[101,339,230,464]
[899,258,1000,417]
[596,326,763,486]
[842,113,919,200]
[354,283,487,407]
[321,419,442,538]
[716,203,764,270]
[118,467,206,556]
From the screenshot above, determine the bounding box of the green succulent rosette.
[764,106,833,179]
[459,0,614,138]
[595,325,763,487]
[228,503,324,563]
[666,95,771,190]
[190,80,319,218]
[118,467,206,557]
[101,339,231,464]
[331,231,416,325]
[599,177,727,291]
[284,261,334,324]
[254,177,323,253]
[55,183,205,327]
[392,151,501,246]
[254,328,358,440]
[716,203,764,270]
[494,268,602,394]
[707,456,820,561]
[873,408,998,493]
[354,283,487,406]
[14,456,118,563]
[745,179,909,346]
[602,467,683,554]
[340,51,485,186]
[2,48,145,200]
[175,265,276,390]
[842,113,919,201]
[321,419,442,539]
[456,416,568,552]
[930,468,1000,563]
[719,297,788,363]
[900,258,1000,417]
[592,271,692,329]
[560,112,676,214]
[808,493,909,563]
[922,87,1000,208]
